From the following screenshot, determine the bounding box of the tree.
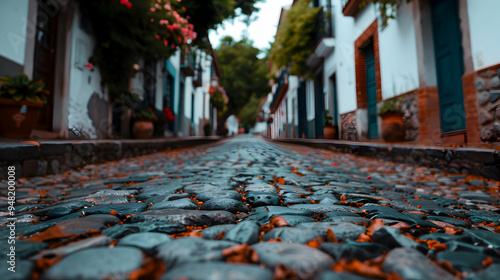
[215,36,270,132]
[269,0,320,77]
[183,0,263,49]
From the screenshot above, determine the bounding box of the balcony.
[192,64,203,88]
[180,52,196,77]
[313,7,333,48]
[307,7,335,68]
[342,0,363,17]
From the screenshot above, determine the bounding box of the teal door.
[431,0,465,133]
[365,42,378,139]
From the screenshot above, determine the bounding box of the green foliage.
[77,0,195,104]
[324,109,333,125]
[0,73,49,104]
[210,87,226,110]
[134,108,157,121]
[183,0,262,49]
[239,94,264,127]
[216,36,270,125]
[269,0,320,77]
[378,96,403,115]
[361,0,413,27]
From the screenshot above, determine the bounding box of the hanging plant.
[209,85,227,111]
[76,0,196,105]
[269,0,320,77]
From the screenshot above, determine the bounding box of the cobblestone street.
[1,135,500,280]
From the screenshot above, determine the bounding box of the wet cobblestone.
[1,135,499,279]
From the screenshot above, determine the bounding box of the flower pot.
[323,125,338,139]
[380,113,405,142]
[0,99,43,138]
[132,120,154,139]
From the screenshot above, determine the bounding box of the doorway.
[364,41,378,139]
[33,0,58,131]
[430,0,466,133]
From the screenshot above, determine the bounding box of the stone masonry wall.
[475,65,500,142]
[340,111,358,141]
[400,92,419,141]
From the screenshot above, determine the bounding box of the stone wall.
[475,65,500,142]
[340,111,358,141]
[400,92,419,141]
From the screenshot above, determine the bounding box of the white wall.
[378,0,419,99]
[0,0,30,65]
[467,0,500,70]
[331,0,357,114]
[67,9,106,139]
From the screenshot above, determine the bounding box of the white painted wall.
[331,0,357,114]
[0,0,30,65]
[378,0,419,99]
[67,9,106,139]
[467,0,500,70]
[306,80,315,121]
[226,114,239,136]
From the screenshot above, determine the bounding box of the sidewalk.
[265,137,500,181]
[0,137,223,178]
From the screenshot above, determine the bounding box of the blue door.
[365,42,378,139]
[431,0,465,133]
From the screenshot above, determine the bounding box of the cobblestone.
[1,135,499,279]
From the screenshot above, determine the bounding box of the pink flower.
[159,19,169,25]
[181,27,188,36]
[164,40,169,46]
[167,25,175,31]
[164,4,171,10]
[150,7,155,12]
[85,62,93,70]
[172,23,179,30]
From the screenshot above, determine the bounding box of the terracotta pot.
[132,120,154,139]
[380,113,405,142]
[0,99,43,138]
[323,125,338,139]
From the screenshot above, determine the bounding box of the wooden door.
[365,42,378,139]
[431,0,466,133]
[33,0,58,131]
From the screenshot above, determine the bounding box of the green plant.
[269,0,320,77]
[77,0,196,103]
[378,96,403,115]
[0,73,49,104]
[203,122,213,136]
[324,109,333,126]
[361,0,413,28]
[134,107,157,121]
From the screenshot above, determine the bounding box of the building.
[0,0,221,139]
[269,0,500,145]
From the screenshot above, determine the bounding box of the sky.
[208,0,294,53]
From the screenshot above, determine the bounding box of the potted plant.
[132,107,157,139]
[0,73,49,138]
[378,97,405,142]
[153,106,175,137]
[323,110,337,139]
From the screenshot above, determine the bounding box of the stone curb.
[0,137,223,178]
[266,138,500,181]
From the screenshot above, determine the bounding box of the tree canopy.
[215,36,270,128]
[183,0,262,48]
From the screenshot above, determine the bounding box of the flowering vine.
[76,0,196,103]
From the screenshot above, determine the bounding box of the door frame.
[354,20,382,139]
[430,0,466,135]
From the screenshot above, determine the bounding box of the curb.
[266,138,500,181]
[0,137,223,178]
